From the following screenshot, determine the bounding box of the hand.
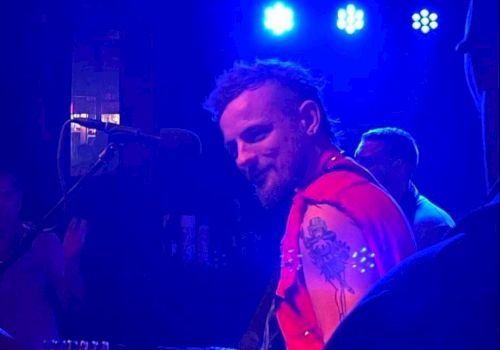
[63,217,88,260]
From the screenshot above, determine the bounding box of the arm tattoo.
[301,217,354,320]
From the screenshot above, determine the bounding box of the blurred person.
[457,0,499,194]
[0,165,86,350]
[355,127,455,249]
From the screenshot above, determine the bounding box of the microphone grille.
[159,128,202,155]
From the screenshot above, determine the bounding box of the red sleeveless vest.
[275,150,415,349]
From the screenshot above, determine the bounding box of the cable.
[57,119,72,213]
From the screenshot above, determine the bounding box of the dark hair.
[203,58,336,140]
[361,127,419,171]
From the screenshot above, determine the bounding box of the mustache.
[245,166,271,184]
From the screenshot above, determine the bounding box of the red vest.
[275,151,415,349]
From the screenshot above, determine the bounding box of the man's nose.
[235,143,258,170]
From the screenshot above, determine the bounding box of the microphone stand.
[0,143,120,276]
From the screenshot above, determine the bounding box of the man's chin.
[258,196,280,209]
[256,186,288,209]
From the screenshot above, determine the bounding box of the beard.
[255,143,308,209]
[255,176,294,209]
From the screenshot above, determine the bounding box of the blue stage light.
[412,9,438,34]
[336,4,365,35]
[263,2,295,36]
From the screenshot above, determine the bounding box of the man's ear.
[391,159,405,170]
[298,100,322,135]
[392,159,412,177]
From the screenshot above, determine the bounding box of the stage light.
[336,4,365,34]
[263,2,295,36]
[412,9,438,34]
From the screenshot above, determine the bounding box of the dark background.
[0,0,489,348]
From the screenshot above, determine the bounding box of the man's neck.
[391,181,413,203]
[299,142,342,189]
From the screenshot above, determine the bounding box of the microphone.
[159,128,202,155]
[71,118,160,143]
[71,118,202,155]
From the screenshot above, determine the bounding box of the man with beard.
[204,59,416,350]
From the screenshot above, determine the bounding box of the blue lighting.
[336,4,365,35]
[412,9,439,34]
[263,2,295,36]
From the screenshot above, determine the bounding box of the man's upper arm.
[299,203,381,343]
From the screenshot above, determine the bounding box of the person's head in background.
[354,127,419,202]
[204,59,337,209]
[457,0,499,194]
